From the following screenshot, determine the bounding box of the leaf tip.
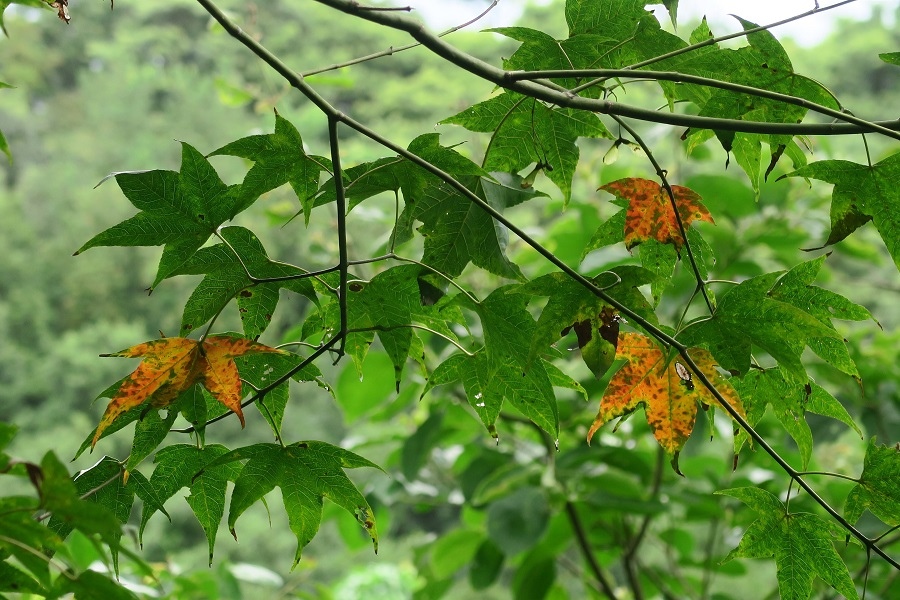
[671,452,684,477]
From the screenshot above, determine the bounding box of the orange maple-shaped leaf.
[587,333,744,457]
[599,177,714,250]
[93,335,286,447]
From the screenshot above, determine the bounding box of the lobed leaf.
[717,487,859,600]
[844,438,900,526]
[204,442,382,567]
[588,332,745,465]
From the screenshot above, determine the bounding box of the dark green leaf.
[442,91,610,201]
[785,153,900,271]
[487,487,549,556]
[76,143,242,289]
[44,454,124,545]
[732,369,861,469]
[52,569,139,600]
[469,539,505,590]
[0,560,44,595]
[141,444,240,563]
[170,226,316,337]
[206,442,382,566]
[845,438,900,526]
[209,111,332,223]
[717,487,858,600]
[767,255,875,379]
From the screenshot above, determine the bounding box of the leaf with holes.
[587,333,744,469]
[599,178,713,251]
[92,335,288,447]
[201,442,383,567]
[75,143,244,289]
[717,487,859,600]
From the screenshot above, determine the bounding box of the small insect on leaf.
[674,361,694,391]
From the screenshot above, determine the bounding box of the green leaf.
[209,111,331,223]
[469,539,505,590]
[427,290,559,437]
[487,486,549,556]
[582,209,626,259]
[515,272,618,376]
[717,487,859,600]
[170,226,316,337]
[442,90,610,201]
[674,20,839,190]
[0,560,44,595]
[125,407,179,473]
[784,153,900,272]
[732,369,861,469]
[845,438,900,526]
[396,136,535,279]
[76,143,243,289]
[141,444,241,563]
[0,498,57,586]
[44,455,124,544]
[639,239,678,305]
[767,255,875,379]
[0,127,9,164]
[206,442,382,567]
[52,569,139,600]
[429,528,483,580]
[239,352,323,438]
[679,271,844,382]
[879,52,900,66]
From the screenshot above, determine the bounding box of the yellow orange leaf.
[93,335,287,447]
[599,177,714,251]
[587,333,744,458]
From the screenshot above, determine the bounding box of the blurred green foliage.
[1,1,899,599]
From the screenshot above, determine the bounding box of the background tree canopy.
[1,1,899,599]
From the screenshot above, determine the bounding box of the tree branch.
[311,0,900,138]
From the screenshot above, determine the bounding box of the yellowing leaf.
[599,178,714,251]
[587,333,744,460]
[93,336,287,447]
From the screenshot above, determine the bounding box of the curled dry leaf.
[49,1,69,23]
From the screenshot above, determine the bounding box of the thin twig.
[302,0,499,77]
